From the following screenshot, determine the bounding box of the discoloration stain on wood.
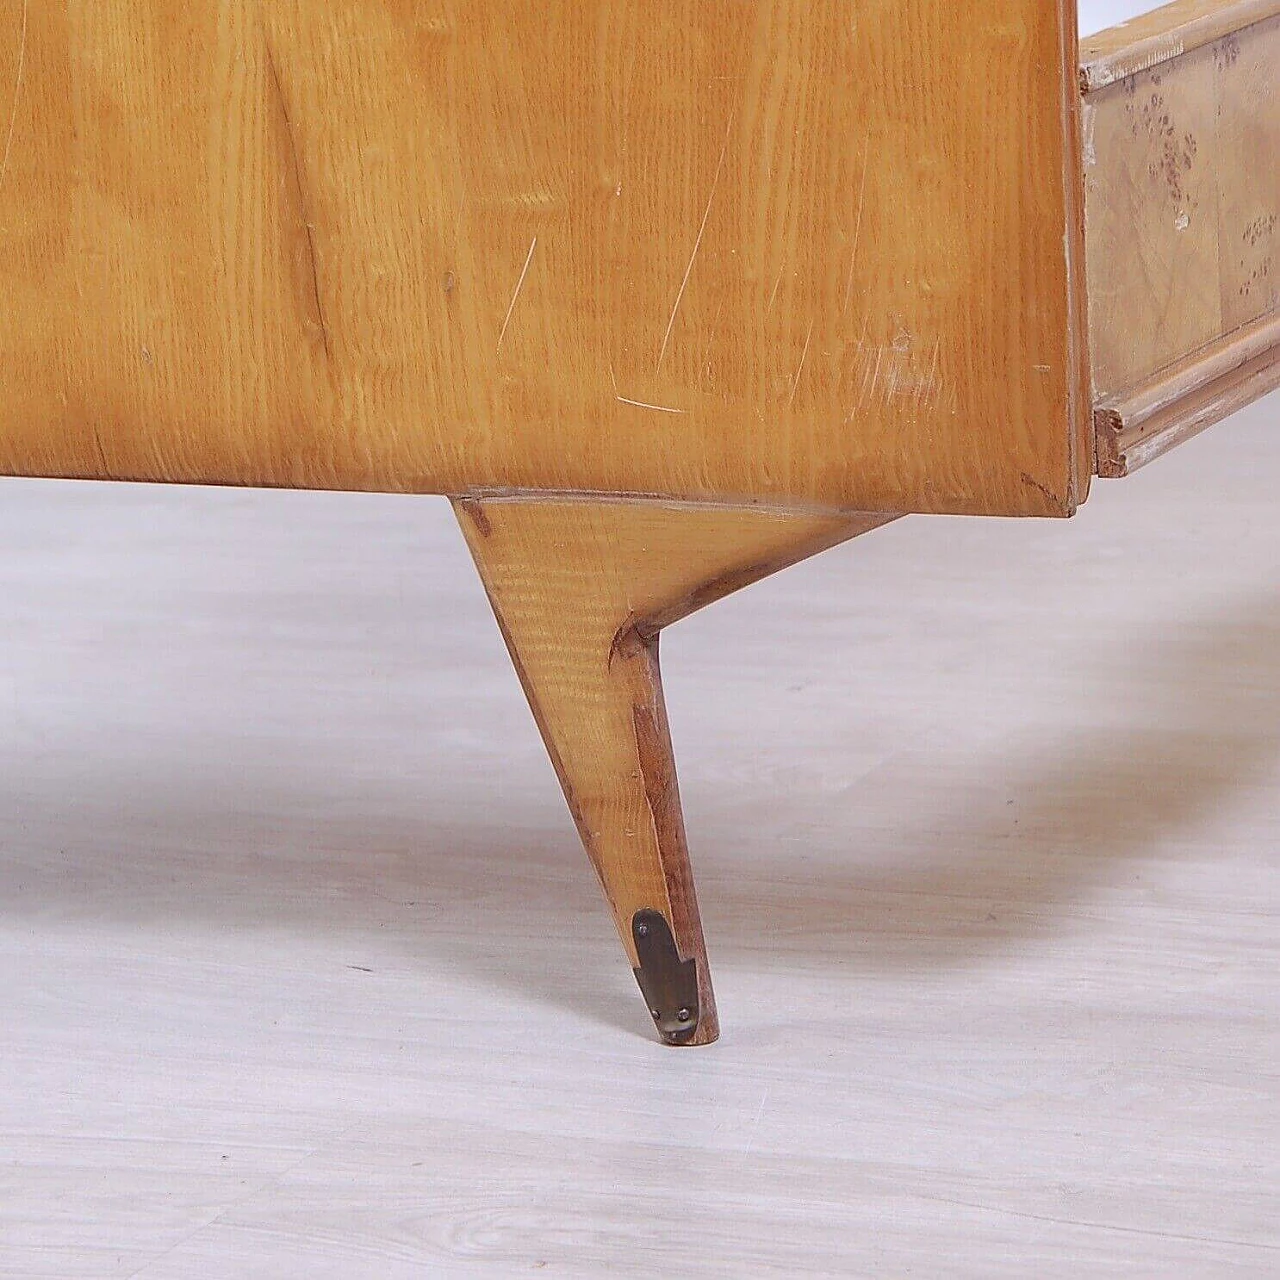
[846,338,942,420]
[264,36,332,363]
[455,496,492,538]
[1238,212,1276,303]
[1082,101,1099,167]
[1214,32,1241,70]
[1083,38,1187,91]
[608,614,656,669]
[1019,470,1062,508]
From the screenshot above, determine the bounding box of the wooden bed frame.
[1,0,1276,1043]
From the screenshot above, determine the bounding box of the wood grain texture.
[455,496,892,1043]
[1080,0,1280,90]
[1083,8,1279,408]
[0,1,1086,516]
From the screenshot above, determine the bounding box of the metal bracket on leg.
[631,909,700,1045]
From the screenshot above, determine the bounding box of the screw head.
[636,922,649,938]
[676,1007,692,1023]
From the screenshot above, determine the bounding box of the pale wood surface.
[0,1,1086,516]
[2,388,1278,1276]
[1103,347,1280,473]
[1083,8,1279,412]
[1096,311,1280,473]
[456,496,891,1043]
[1080,0,1280,88]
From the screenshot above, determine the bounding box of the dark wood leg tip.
[455,497,881,1047]
[631,908,719,1046]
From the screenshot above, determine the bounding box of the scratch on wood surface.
[847,351,872,421]
[90,424,109,474]
[496,235,537,354]
[787,320,814,409]
[265,37,332,362]
[849,335,949,422]
[657,125,730,372]
[0,0,29,197]
[916,339,941,411]
[864,345,885,408]
[851,335,944,418]
[842,144,870,313]
[608,359,686,415]
[766,266,785,316]
[616,393,686,415]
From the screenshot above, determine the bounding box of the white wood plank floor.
[2,395,1278,1277]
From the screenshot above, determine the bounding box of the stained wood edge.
[628,657,719,1046]
[1095,315,1280,475]
[457,489,883,521]
[1062,0,1096,511]
[1080,0,1280,93]
[451,495,897,1045]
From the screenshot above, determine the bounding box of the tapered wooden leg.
[454,495,893,1044]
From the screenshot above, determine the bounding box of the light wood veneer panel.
[1084,9,1279,402]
